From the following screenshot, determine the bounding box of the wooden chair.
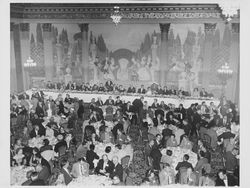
[105,106,114,121]
[203,133,212,150]
[121,155,130,169]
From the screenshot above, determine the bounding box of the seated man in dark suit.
[36,163,50,184]
[30,125,45,138]
[137,85,146,94]
[98,83,106,92]
[127,85,136,93]
[95,154,114,176]
[29,171,46,185]
[104,96,115,106]
[215,169,238,186]
[110,156,123,182]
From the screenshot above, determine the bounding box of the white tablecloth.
[216,127,231,136]
[28,136,58,149]
[68,175,112,186]
[161,147,198,174]
[26,89,219,108]
[91,142,133,166]
[10,166,35,185]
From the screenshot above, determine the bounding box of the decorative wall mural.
[29,22,233,91]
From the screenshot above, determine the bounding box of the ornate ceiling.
[10,3,239,23]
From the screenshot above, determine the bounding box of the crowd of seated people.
[10,87,239,186]
[45,80,214,98]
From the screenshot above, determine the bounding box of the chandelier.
[219,2,240,21]
[110,6,122,26]
[24,57,36,68]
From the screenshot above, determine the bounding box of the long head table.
[26,89,219,108]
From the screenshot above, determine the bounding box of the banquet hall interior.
[10,2,240,186]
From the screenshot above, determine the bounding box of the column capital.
[159,23,171,33]
[20,23,30,32]
[231,23,240,34]
[79,23,89,32]
[42,23,52,32]
[204,23,216,34]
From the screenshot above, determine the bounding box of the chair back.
[121,155,130,169]
[203,133,212,150]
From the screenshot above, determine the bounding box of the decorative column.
[202,23,216,89]
[56,40,63,80]
[159,23,171,86]
[42,23,54,81]
[79,23,89,82]
[20,23,30,90]
[13,23,24,93]
[10,22,17,93]
[226,23,239,103]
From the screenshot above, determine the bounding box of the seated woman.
[166,134,178,147]
[192,88,200,98]
[13,148,26,166]
[94,154,114,176]
[179,135,193,150]
[90,133,99,145]
[99,126,114,144]
[83,125,96,143]
[29,147,40,167]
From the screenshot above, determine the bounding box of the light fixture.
[110,6,122,26]
[217,62,233,96]
[217,62,233,75]
[219,2,239,22]
[24,57,37,68]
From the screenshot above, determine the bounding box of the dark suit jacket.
[61,168,73,185]
[175,161,194,171]
[86,150,100,169]
[95,100,104,107]
[29,129,45,138]
[29,179,46,185]
[151,103,159,109]
[215,174,238,186]
[132,99,143,113]
[127,87,136,93]
[104,99,115,106]
[38,166,50,183]
[54,140,67,153]
[95,159,114,175]
[137,88,146,94]
[110,163,123,181]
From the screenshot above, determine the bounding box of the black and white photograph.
[2,0,247,186]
